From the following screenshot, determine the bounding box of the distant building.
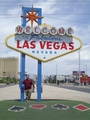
[0,57,18,78]
[54,75,65,81]
[33,75,37,81]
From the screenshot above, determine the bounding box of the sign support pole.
[37,8,42,102]
[37,60,42,102]
[20,7,26,102]
[20,54,25,102]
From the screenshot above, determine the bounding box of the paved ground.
[50,84,90,93]
[0,83,90,104]
[0,84,16,88]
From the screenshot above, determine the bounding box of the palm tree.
[3,71,6,77]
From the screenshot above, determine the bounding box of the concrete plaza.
[0,84,90,103]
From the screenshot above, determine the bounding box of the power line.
[56,44,90,66]
[55,45,88,67]
[0,13,90,15]
[0,4,90,7]
[0,16,89,25]
[0,1,89,2]
[45,16,90,24]
[49,44,90,66]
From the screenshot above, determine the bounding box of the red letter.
[30,40,36,49]
[34,27,39,34]
[58,27,65,35]
[16,26,23,34]
[61,42,67,50]
[69,42,74,50]
[17,41,22,48]
[68,28,72,34]
[47,42,52,49]
[23,41,29,48]
[25,26,31,34]
[39,41,46,49]
[53,42,60,50]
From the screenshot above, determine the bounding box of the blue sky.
[0,0,90,76]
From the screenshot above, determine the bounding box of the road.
[49,84,90,93]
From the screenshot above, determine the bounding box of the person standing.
[22,74,35,102]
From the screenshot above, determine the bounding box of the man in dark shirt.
[23,74,35,101]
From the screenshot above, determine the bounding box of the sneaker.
[26,99,31,102]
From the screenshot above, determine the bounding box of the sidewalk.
[0,84,90,104]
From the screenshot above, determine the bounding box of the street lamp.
[82,64,88,86]
[83,64,87,75]
[79,49,81,84]
[56,64,58,85]
[85,64,87,75]
[83,64,88,85]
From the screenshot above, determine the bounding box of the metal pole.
[20,54,25,102]
[86,65,87,75]
[37,60,42,102]
[86,64,88,86]
[20,7,26,102]
[56,64,58,85]
[79,49,81,85]
[37,8,42,102]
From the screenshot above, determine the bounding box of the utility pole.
[86,64,87,75]
[56,64,58,85]
[79,49,81,85]
[85,64,88,86]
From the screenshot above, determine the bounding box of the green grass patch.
[0,99,90,120]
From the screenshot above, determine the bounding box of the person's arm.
[32,81,35,88]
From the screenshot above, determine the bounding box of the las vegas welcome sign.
[5,24,82,62]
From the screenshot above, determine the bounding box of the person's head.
[26,74,30,80]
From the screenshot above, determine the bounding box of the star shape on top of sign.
[21,5,44,27]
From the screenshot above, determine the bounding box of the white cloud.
[7,7,21,14]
